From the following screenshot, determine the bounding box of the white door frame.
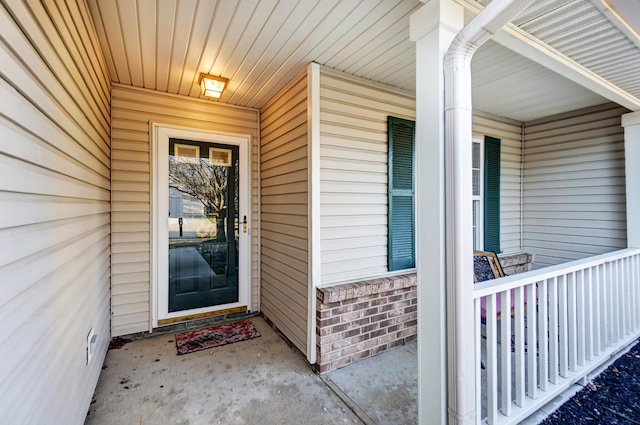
[150,123,251,328]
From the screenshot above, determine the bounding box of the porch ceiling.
[87,0,640,122]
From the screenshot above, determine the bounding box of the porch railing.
[474,248,640,425]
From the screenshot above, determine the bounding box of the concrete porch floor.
[85,316,417,425]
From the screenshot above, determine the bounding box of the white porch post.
[622,111,640,247]
[410,1,463,424]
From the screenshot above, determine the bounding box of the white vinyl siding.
[319,68,415,284]
[523,103,627,267]
[111,85,260,336]
[473,112,524,254]
[0,1,111,424]
[260,70,309,354]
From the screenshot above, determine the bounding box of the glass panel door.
[167,138,239,312]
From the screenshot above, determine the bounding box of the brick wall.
[315,273,417,373]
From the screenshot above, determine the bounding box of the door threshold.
[158,306,247,326]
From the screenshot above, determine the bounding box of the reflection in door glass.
[167,139,239,313]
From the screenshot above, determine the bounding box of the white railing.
[473,248,640,425]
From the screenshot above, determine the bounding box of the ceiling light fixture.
[199,73,228,99]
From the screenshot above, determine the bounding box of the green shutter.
[484,136,501,253]
[388,117,415,271]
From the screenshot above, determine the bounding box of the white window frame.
[472,138,484,250]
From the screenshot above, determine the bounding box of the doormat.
[175,320,260,355]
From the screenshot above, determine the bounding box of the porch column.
[622,111,640,247]
[410,2,463,424]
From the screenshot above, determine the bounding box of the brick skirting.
[315,273,417,373]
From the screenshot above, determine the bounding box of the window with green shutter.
[483,136,501,253]
[388,117,415,271]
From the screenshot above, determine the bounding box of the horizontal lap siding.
[0,1,111,424]
[259,71,309,354]
[473,113,524,254]
[111,85,260,336]
[319,68,415,284]
[523,103,628,267]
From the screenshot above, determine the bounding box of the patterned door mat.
[175,320,261,355]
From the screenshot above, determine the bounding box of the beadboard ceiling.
[87,0,640,122]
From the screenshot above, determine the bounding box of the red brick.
[343,328,361,338]
[362,323,379,333]
[388,309,403,318]
[331,339,352,351]
[331,356,352,370]
[352,349,371,362]
[350,334,366,345]
[319,343,336,354]
[397,328,416,338]
[371,298,388,306]
[362,339,379,350]
[341,310,362,322]
[354,301,370,310]
[388,294,403,302]
[404,319,417,328]
[370,328,387,338]
[387,324,401,333]
[318,316,341,327]
[341,345,362,356]
[331,305,353,315]
[320,350,343,363]
[318,309,332,319]
[364,307,379,316]
[371,312,388,322]
[380,304,396,312]
[332,323,349,333]
[371,344,388,356]
[379,319,395,328]
[316,363,331,374]
[318,333,342,344]
[389,339,404,348]
[405,334,417,343]
[404,305,417,314]
[353,317,370,327]
[380,333,396,344]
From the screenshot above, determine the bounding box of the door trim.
[150,123,251,329]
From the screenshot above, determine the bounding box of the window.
[472,140,483,249]
[388,116,415,271]
[473,136,501,253]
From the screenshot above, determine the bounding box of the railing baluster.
[594,264,601,356]
[538,280,549,392]
[514,286,525,407]
[577,270,585,367]
[585,266,593,361]
[526,283,537,399]
[559,274,569,377]
[603,263,610,348]
[500,289,512,416]
[624,258,631,336]
[568,272,577,371]
[486,293,498,424]
[608,261,615,344]
[475,298,482,425]
[549,277,559,384]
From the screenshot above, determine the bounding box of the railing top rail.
[473,247,640,299]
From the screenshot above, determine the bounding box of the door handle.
[243,215,247,233]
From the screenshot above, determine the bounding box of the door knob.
[243,215,247,233]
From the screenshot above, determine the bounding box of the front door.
[154,125,250,325]
[168,139,239,312]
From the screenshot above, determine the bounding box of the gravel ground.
[541,339,640,425]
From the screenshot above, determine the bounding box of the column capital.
[622,111,640,128]
[410,0,464,42]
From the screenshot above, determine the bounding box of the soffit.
[87,0,636,122]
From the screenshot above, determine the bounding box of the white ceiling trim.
[457,0,640,112]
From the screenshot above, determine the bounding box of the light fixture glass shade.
[199,73,228,99]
